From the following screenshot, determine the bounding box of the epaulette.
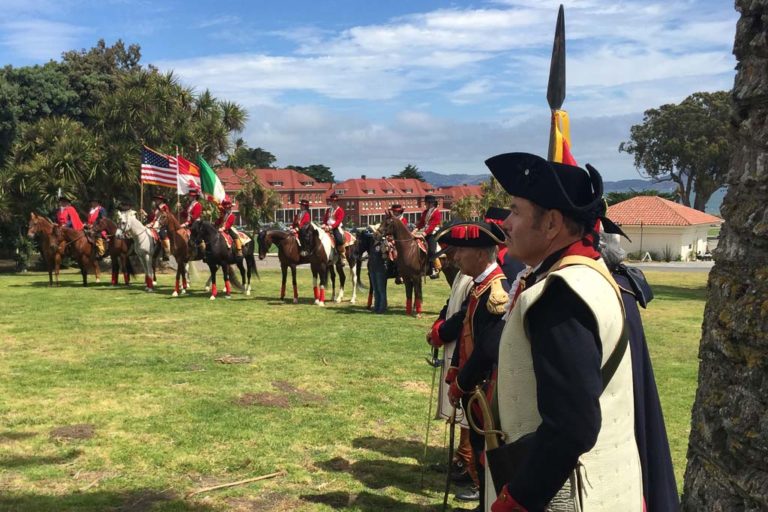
[486,277,509,315]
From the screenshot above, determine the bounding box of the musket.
[420,346,442,488]
[547,4,566,161]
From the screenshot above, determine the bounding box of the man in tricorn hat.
[483,207,526,282]
[55,196,84,230]
[180,188,203,230]
[414,194,442,278]
[389,203,408,226]
[485,153,642,512]
[322,193,346,266]
[430,219,510,511]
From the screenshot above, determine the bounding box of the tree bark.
[681,1,768,510]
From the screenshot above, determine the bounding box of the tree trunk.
[681,1,768,510]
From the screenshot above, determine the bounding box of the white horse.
[117,209,158,292]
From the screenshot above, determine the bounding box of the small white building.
[607,196,723,262]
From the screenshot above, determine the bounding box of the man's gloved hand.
[444,366,458,385]
[448,379,465,406]
[428,319,445,347]
[491,486,527,512]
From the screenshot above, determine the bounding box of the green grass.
[0,267,706,510]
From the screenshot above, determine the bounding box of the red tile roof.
[439,185,483,201]
[331,177,438,198]
[217,168,331,192]
[607,196,723,227]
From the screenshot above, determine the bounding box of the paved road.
[632,261,714,273]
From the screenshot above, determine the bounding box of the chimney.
[361,174,366,180]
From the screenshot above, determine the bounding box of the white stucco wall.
[619,224,716,261]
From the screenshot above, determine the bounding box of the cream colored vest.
[438,272,475,423]
[492,258,642,512]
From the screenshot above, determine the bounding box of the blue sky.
[1,0,738,181]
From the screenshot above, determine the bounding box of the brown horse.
[27,213,66,286]
[380,211,427,317]
[91,217,134,286]
[158,209,192,297]
[53,225,101,286]
[257,229,310,303]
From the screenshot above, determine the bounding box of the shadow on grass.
[0,489,215,512]
[651,284,708,302]
[301,490,440,511]
[0,449,82,468]
[317,457,436,495]
[352,436,444,461]
[0,431,37,442]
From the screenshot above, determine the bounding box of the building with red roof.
[607,196,723,261]
[439,184,484,219]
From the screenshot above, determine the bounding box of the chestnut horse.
[257,229,309,303]
[26,213,65,286]
[92,217,134,286]
[158,209,193,297]
[380,211,427,317]
[52,225,101,286]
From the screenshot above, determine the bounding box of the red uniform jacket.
[394,216,408,226]
[181,200,202,224]
[416,207,441,235]
[86,206,106,225]
[215,211,235,231]
[322,206,344,228]
[57,206,83,230]
[293,210,310,229]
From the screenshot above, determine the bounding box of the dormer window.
[270,181,284,187]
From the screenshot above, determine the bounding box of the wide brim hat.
[485,152,604,224]
[329,193,339,201]
[424,194,437,203]
[117,198,133,210]
[188,189,200,196]
[390,204,404,213]
[152,194,167,202]
[483,206,510,226]
[299,199,310,206]
[435,220,505,252]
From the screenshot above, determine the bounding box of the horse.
[117,209,159,292]
[52,225,101,286]
[26,213,66,286]
[299,223,360,304]
[157,209,194,297]
[257,229,310,303]
[295,223,335,306]
[379,211,427,317]
[91,217,134,286]
[190,221,257,300]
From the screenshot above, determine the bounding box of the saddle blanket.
[221,231,251,249]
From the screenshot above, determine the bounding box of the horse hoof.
[204,286,210,292]
[293,298,299,304]
[334,297,342,304]
[350,299,356,305]
[246,289,251,296]
[95,278,101,283]
[225,295,232,300]
[314,299,320,305]
[172,291,179,297]
[146,288,154,293]
[153,281,157,286]
[318,301,325,307]
[209,295,216,301]
[181,289,187,295]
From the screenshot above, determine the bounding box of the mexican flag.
[196,155,226,203]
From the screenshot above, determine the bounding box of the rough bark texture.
[681,1,768,510]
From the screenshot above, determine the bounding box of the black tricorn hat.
[117,198,133,210]
[152,194,167,202]
[435,220,505,249]
[485,152,605,226]
[390,203,404,213]
[484,206,510,225]
[424,194,437,203]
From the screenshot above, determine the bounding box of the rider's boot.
[429,257,442,279]
[235,237,243,257]
[338,242,346,267]
[95,238,106,258]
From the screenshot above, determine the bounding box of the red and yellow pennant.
[549,109,577,166]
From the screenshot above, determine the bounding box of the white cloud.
[0,20,85,61]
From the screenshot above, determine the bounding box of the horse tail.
[229,265,245,291]
[246,254,259,280]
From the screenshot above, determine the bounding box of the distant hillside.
[426,171,725,214]
[422,171,488,187]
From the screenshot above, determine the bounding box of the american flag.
[141,146,177,188]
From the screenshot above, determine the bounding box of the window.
[404,189,413,194]
[302,181,314,187]
[270,181,283,187]
[335,189,347,196]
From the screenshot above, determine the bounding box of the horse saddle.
[236,230,251,245]
[410,232,428,254]
[221,232,233,248]
[343,231,355,246]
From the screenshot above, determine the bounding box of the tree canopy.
[287,164,334,183]
[0,39,249,252]
[605,189,677,205]
[225,141,276,169]
[391,164,424,181]
[619,91,732,211]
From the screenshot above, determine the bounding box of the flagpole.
[176,145,181,217]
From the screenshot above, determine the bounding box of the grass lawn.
[0,266,706,511]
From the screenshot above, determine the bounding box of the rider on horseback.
[180,188,203,230]
[143,194,171,259]
[322,192,345,267]
[85,198,107,258]
[414,194,442,279]
[56,196,84,230]
[390,204,408,226]
[292,199,311,254]
[215,199,242,257]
